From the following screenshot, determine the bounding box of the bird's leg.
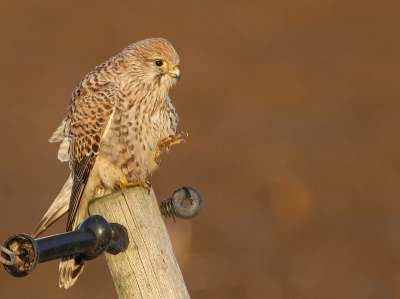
[115,178,151,192]
[154,131,187,165]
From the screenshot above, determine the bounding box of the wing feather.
[65,83,117,231]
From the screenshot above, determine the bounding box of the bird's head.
[124,38,181,91]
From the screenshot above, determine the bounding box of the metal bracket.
[1,215,129,277]
[160,186,203,222]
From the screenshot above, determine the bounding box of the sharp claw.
[154,153,162,165]
[144,181,151,194]
[177,131,188,137]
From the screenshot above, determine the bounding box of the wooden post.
[88,186,190,299]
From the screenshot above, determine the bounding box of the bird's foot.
[115,179,151,193]
[154,131,187,165]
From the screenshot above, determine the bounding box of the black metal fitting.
[1,215,129,277]
[160,186,203,222]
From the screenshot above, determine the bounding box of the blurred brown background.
[0,1,399,298]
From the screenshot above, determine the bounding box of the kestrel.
[31,38,184,289]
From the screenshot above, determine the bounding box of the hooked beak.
[169,67,181,80]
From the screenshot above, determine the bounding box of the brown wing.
[65,83,116,231]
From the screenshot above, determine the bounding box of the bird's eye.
[155,60,165,67]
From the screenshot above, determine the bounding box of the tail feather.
[34,118,78,286]
[31,175,73,238]
[59,255,85,289]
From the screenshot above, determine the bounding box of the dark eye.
[155,60,164,67]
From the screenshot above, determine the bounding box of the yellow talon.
[154,131,187,165]
[115,179,151,192]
